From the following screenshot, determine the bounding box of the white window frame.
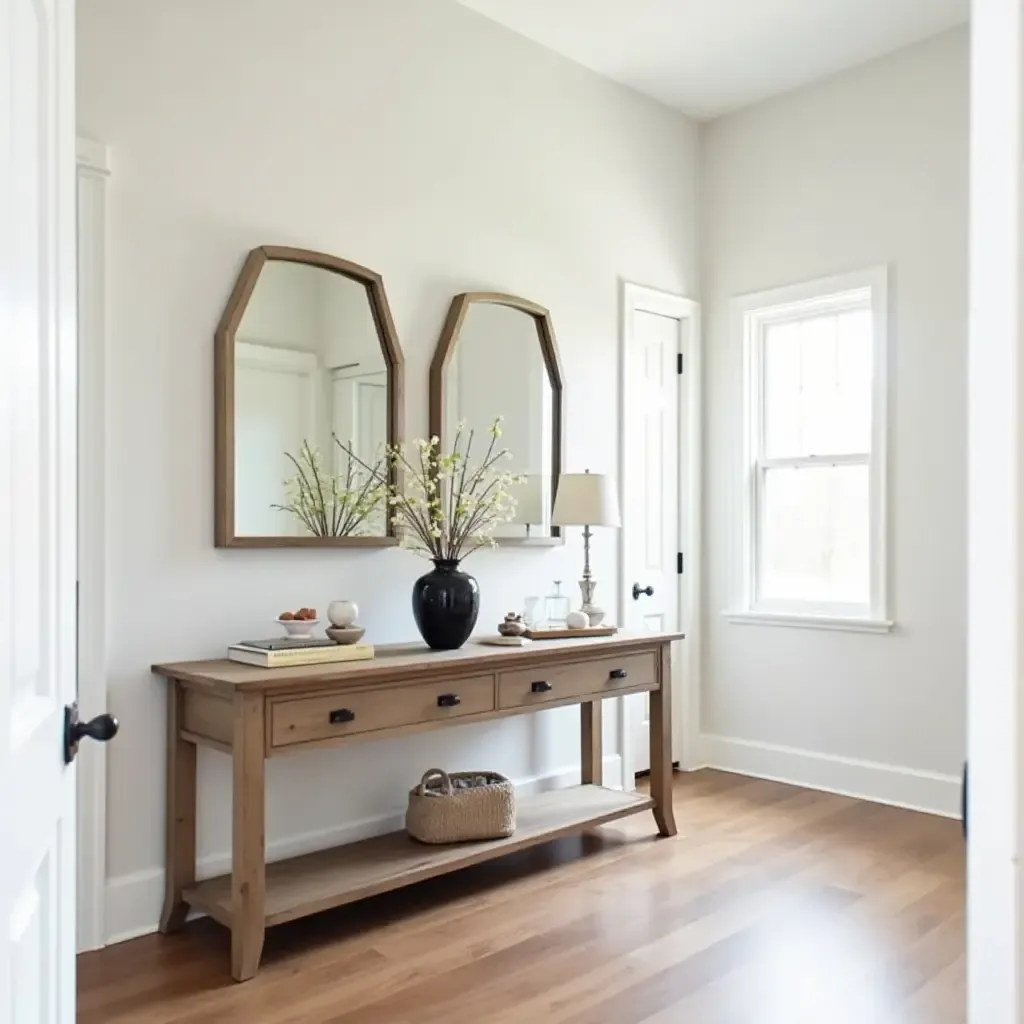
[725,267,893,634]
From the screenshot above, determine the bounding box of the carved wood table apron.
[152,632,682,981]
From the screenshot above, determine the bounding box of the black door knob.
[64,703,119,764]
[437,693,461,707]
[632,583,654,601]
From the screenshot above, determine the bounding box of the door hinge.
[677,353,683,374]
[677,552,684,574]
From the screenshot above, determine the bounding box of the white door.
[234,343,317,536]
[621,285,699,777]
[1,0,80,1019]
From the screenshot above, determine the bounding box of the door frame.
[76,135,111,952]
[618,282,702,780]
[967,0,1024,1019]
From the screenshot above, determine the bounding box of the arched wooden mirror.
[215,245,404,547]
[430,292,564,544]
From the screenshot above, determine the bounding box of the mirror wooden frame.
[429,292,565,546]
[214,245,404,548]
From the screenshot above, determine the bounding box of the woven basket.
[406,768,516,844]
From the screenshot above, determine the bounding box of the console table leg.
[231,692,266,982]
[159,680,196,934]
[650,646,677,837]
[581,699,603,785]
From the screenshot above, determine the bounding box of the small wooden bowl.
[326,626,366,645]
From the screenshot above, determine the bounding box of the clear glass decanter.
[544,581,570,627]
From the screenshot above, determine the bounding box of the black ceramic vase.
[412,559,480,650]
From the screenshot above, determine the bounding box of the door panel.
[622,287,695,777]
[1,0,78,1018]
[624,309,679,774]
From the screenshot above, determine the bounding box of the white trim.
[76,136,111,953]
[618,282,702,774]
[734,266,890,628]
[700,734,961,818]
[966,2,1024,1020]
[102,755,623,946]
[721,610,893,634]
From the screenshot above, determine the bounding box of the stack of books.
[227,637,374,668]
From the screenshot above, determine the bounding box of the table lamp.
[551,470,621,625]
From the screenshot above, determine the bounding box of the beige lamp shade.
[510,475,547,525]
[551,471,621,528]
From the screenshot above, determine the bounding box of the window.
[728,268,891,632]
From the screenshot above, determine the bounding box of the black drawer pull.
[437,693,461,708]
[531,680,553,693]
[329,708,356,724]
[609,668,628,680]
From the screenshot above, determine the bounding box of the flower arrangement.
[388,418,524,562]
[272,438,388,538]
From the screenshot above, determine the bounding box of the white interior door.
[621,285,699,778]
[1,0,79,1018]
[234,343,317,536]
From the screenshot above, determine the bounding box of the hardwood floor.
[78,771,965,1024]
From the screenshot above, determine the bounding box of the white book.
[476,635,530,647]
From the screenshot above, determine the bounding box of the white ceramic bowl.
[277,618,320,637]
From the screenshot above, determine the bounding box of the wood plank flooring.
[78,770,965,1024]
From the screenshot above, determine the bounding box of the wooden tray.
[522,626,618,640]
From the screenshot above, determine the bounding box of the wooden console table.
[152,631,681,981]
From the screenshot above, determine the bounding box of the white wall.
[76,0,698,943]
[700,28,969,813]
[236,261,323,352]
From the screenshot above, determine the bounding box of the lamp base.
[578,579,605,627]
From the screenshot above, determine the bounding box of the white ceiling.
[456,0,970,119]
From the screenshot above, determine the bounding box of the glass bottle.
[544,581,570,627]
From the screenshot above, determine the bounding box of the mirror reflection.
[233,260,389,538]
[442,300,556,538]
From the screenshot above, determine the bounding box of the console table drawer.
[270,674,495,748]
[498,652,657,709]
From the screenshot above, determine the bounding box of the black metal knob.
[329,708,356,724]
[437,693,461,708]
[632,583,654,600]
[74,713,118,743]
[609,668,628,680]
[64,703,119,764]
[531,680,553,693]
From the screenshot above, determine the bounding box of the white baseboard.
[699,734,961,819]
[102,754,623,948]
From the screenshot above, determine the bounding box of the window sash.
[756,306,872,463]
[751,457,871,616]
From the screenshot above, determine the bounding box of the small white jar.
[327,600,359,628]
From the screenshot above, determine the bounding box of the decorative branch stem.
[385,418,523,563]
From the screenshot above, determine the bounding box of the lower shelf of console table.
[185,784,653,929]
[153,631,682,981]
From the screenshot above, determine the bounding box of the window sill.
[722,610,894,634]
